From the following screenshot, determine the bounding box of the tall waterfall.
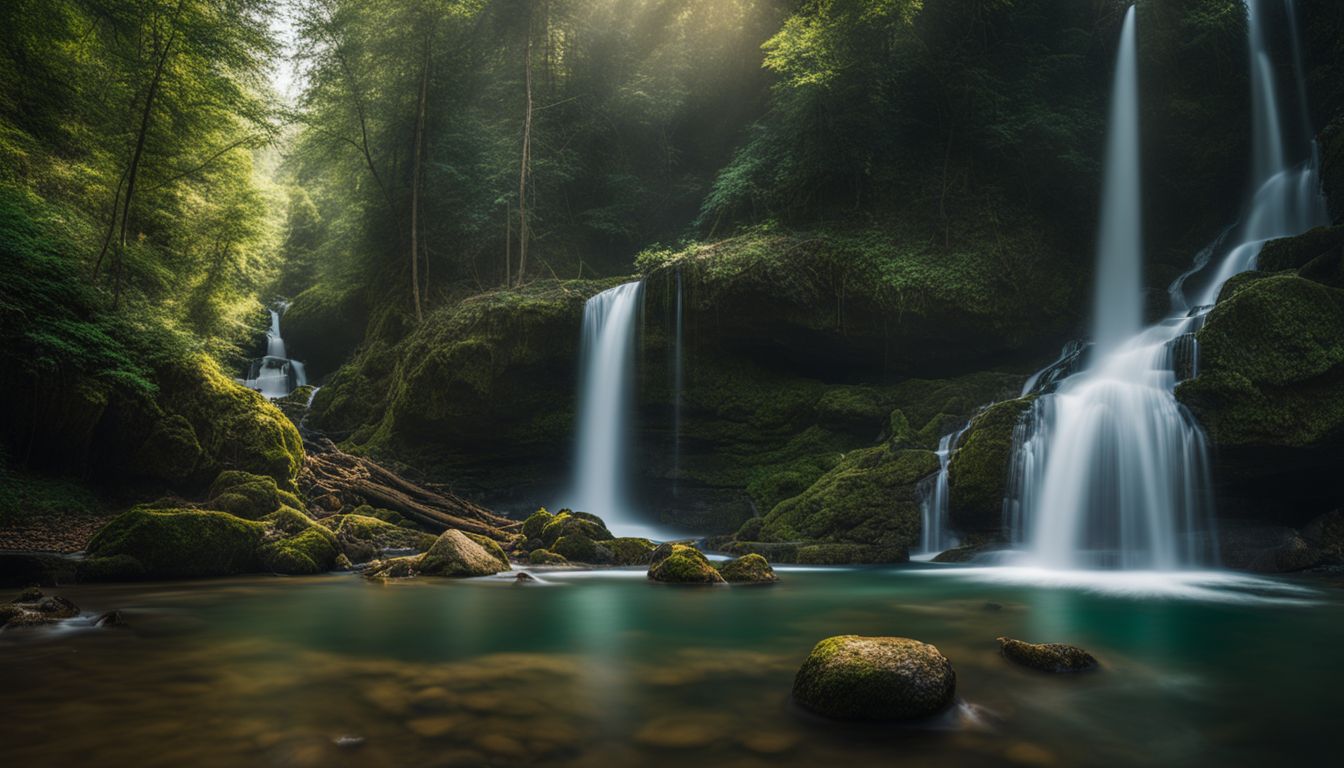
[671,269,685,498]
[1003,0,1326,570]
[1092,6,1143,357]
[243,301,307,400]
[569,281,651,536]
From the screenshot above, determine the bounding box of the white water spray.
[916,424,968,556]
[569,281,656,537]
[1003,0,1326,570]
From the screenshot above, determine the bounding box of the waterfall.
[569,281,652,536]
[242,301,308,400]
[915,424,969,556]
[1092,5,1143,357]
[671,269,684,499]
[1002,0,1326,570]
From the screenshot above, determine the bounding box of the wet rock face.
[792,635,956,721]
[997,637,1098,673]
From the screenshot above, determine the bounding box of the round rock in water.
[997,637,1098,673]
[792,635,956,721]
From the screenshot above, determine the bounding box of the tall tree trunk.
[99,0,184,301]
[504,203,511,286]
[515,3,534,288]
[409,34,430,323]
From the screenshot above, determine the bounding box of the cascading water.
[242,301,308,400]
[1002,0,1328,570]
[569,281,655,537]
[671,269,684,499]
[915,424,969,557]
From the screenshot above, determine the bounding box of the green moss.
[647,543,724,584]
[552,533,601,564]
[326,514,436,555]
[1178,275,1344,447]
[540,510,613,545]
[718,553,777,583]
[282,283,369,379]
[418,529,510,577]
[258,507,340,575]
[151,355,305,489]
[947,397,1033,535]
[607,537,656,565]
[86,508,266,579]
[792,635,957,721]
[1257,226,1344,273]
[758,445,937,556]
[207,470,293,520]
[528,548,568,565]
[521,508,555,540]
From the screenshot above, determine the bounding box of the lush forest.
[5,0,1344,765]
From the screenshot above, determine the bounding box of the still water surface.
[2,565,1340,767]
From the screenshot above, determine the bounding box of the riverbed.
[2,565,1340,767]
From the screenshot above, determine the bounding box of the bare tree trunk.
[101,0,184,302]
[409,34,430,323]
[504,202,511,286]
[515,3,534,288]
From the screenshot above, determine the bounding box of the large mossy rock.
[207,470,305,520]
[1177,273,1344,522]
[792,636,956,721]
[741,446,938,563]
[83,504,342,580]
[116,355,305,491]
[85,508,267,579]
[418,530,512,577]
[647,543,724,584]
[947,397,1033,537]
[718,553,777,583]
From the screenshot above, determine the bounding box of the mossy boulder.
[947,397,1033,536]
[552,534,610,564]
[127,355,305,490]
[541,510,614,545]
[85,508,266,579]
[322,514,437,563]
[418,530,511,577]
[607,537,657,565]
[207,470,304,520]
[752,445,938,561]
[1,589,81,629]
[1176,274,1344,522]
[463,531,512,570]
[528,548,568,565]
[792,636,957,721]
[647,544,724,584]
[522,508,556,540]
[997,637,1098,673]
[718,554,777,583]
[257,507,340,575]
[1257,225,1344,276]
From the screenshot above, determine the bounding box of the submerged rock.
[418,530,512,577]
[647,544,724,584]
[718,554,778,583]
[1,589,80,629]
[94,610,125,628]
[997,637,1098,673]
[792,635,956,720]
